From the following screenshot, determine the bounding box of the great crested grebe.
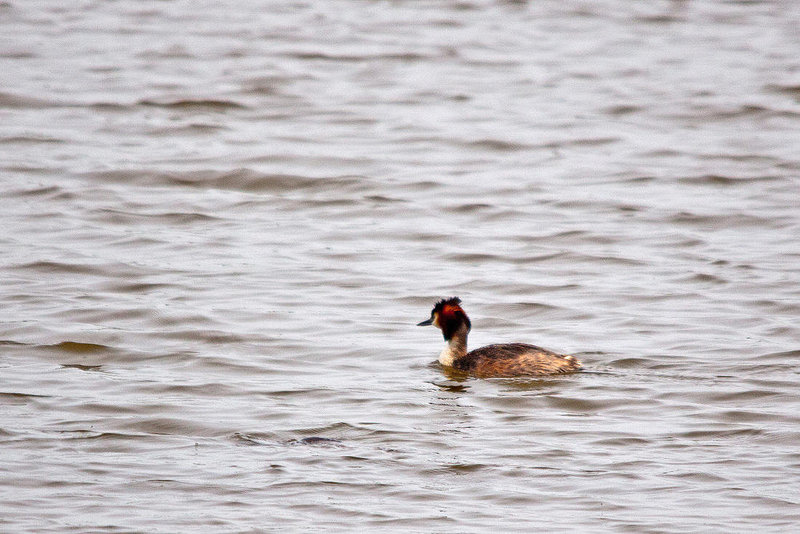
[417,297,581,378]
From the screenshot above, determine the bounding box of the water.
[2,0,800,531]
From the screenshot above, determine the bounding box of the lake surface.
[2,0,800,531]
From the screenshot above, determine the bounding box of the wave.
[81,168,366,193]
[137,98,247,110]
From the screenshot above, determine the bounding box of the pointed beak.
[417,318,433,326]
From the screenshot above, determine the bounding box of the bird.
[417,297,581,378]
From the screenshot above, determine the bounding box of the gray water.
[2,1,800,532]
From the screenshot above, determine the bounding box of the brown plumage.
[417,298,581,378]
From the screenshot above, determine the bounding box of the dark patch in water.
[0,136,63,144]
[138,98,247,110]
[61,363,104,372]
[50,341,110,353]
[290,436,342,446]
[289,51,431,62]
[678,174,779,185]
[0,91,55,108]
[82,168,364,193]
[603,104,642,115]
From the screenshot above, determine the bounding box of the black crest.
[432,296,462,314]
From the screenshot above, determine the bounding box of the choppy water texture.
[2,0,800,532]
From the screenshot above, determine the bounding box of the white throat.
[438,331,468,367]
[438,343,458,367]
